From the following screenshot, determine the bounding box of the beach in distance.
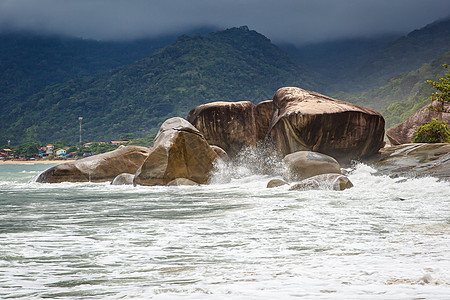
[0,159,75,164]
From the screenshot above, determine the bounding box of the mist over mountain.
[285,17,450,93]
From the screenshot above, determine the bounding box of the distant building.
[55,149,67,156]
[45,144,54,155]
[110,141,129,145]
[2,149,13,158]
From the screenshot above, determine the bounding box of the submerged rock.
[289,174,353,191]
[267,179,288,188]
[266,87,385,162]
[134,117,218,186]
[386,101,450,145]
[167,178,199,186]
[35,146,151,183]
[111,173,135,185]
[283,151,341,181]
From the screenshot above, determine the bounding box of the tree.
[426,64,449,112]
[413,119,450,143]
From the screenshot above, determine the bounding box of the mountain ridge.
[2,26,318,144]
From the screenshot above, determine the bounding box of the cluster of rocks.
[35,87,388,190]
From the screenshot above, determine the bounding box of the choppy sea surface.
[0,161,449,299]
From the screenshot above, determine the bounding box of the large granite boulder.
[134,117,219,186]
[266,87,385,162]
[283,151,341,181]
[35,146,151,183]
[386,101,450,145]
[186,101,257,157]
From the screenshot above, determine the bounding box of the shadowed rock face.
[134,117,218,186]
[255,100,273,142]
[386,101,450,145]
[35,146,151,183]
[267,87,385,162]
[187,101,258,157]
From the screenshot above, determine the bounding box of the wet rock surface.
[266,179,289,188]
[289,174,353,191]
[365,143,450,180]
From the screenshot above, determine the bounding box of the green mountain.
[2,26,318,145]
[341,51,450,129]
[0,33,177,111]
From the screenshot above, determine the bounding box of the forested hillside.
[280,35,398,93]
[2,26,318,144]
[0,33,178,112]
[285,17,450,93]
[357,17,450,89]
[341,52,450,128]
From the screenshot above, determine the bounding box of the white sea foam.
[0,159,449,299]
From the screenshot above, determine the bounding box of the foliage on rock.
[426,64,450,112]
[413,118,450,143]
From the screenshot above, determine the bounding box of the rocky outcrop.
[289,174,353,191]
[283,151,341,181]
[35,146,151,183]
[134,117,219,186]
[386,101,450,145]
[366,143,450,180]
[187,101,258,157]
[266,87,385,162]
[111,173,135,185]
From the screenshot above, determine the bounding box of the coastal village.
[0,140,131,161]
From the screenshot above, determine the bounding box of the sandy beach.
[0,159,76,164]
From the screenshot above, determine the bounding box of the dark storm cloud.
[1,0,449,44]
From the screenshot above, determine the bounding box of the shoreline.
[0,159,76,165]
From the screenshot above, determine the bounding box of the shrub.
[413,118,450,143]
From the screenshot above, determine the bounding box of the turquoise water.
[0,162,449,299]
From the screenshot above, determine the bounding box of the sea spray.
[209,145,289,184]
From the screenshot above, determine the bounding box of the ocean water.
[0,161,449,299]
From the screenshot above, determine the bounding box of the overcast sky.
[1,0,449,45]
